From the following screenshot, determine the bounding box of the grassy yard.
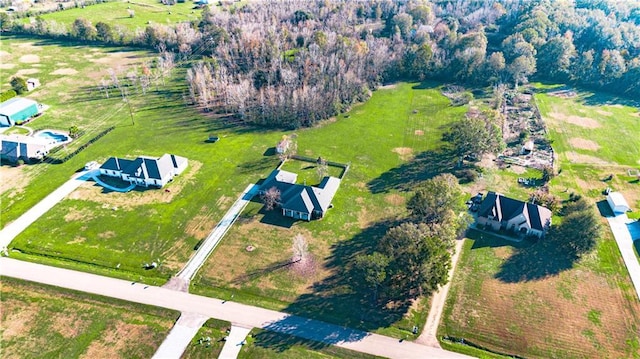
[0,276,178,358]
[237,329,384,359]
[191,81,466,337]
[440,85,640,358]
[22,0,204,31]
[180,318,229,359]
[2,36,468,336]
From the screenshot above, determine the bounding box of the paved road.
[0,170,94,248]
[0,258,472,359]
[218,325,252,359]
[174,184,260,284]
[152,312,208,359]
[607,214,640,300]
[417,238,466,347]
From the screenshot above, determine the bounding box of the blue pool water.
[35,131,69,143]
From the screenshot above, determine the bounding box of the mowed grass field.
[440,87,640,358]
[1,35,285,284]
[191,82,466,336]
[0,276,177,358]
[1,36,467,335]
[23,0,203,31]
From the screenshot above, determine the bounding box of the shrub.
[0,89,17,102]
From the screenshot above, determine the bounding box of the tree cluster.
[443,108,504,161]
[7,0,639,127]
[356,174,469,302]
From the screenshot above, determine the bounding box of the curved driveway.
[0,258,471,359]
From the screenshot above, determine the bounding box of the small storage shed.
[0,97,39,126]
[607,192,631,214]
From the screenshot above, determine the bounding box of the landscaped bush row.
[0,89,17,102]
[47,126,114,164]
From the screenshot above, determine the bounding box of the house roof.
[261,169,341,216]
[479,191,551,231]
[101,154,187,181]
[0,97,38,116]
[100,157,137,172]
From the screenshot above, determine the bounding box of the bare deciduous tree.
[261,186,281,211]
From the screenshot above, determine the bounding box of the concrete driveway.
[607,214,640,300]
[0,169,95,249]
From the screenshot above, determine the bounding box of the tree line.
[3,0,639,128]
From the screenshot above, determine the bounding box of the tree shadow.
[252,218,412,352]
[532,82,639,108]
[367,148,458,193]
[253,316,370,352]
[236,157,278,175]
[494,240,575,283]
[231,259,294,285]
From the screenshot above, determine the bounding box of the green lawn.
[191,81,465,337]
[2,36,468,335]
[0,276,178,358]
[440,85,640,358]
[23,0,203,32]
[535,87,640,167]
[180,318,229,359]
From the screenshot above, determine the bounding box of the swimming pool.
[33,130,71,147]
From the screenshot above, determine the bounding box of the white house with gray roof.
[99,154,188,188]
[260,169,341,221]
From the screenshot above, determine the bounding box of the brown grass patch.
[64,206,95,222]
[98,231,116,239]
[0,165,32,196]
[81,322,156,359]
[385,193,405,206]
[16,68,39,76]
[493,247,513,259]
[451,267,638,358]
[185,208,216,240]
[414,130,424,136]
[18,54,40,63]
[565,152,611,165]
[52,312,84,338]
[51,68,79,75]
[548,112,601,128]
[68,161,202,209]
[596,110,612,116]
[569,138,600,151]
[67,236,87,245]
[1,301,39,340]
[507,165,527,174]
[0,63,16,69]
[0,50,10,58]
[392,147,414,161]
[379,84,397,90]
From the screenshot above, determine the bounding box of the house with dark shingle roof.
[260,169,340,221]
[99,154,188,188]
[476,191,552,238]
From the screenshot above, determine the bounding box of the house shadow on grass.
[258,207,295,228]
[367,148,457,194]
[252,218,412,352]
[596,200,615,218]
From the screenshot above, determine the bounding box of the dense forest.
[5,0,640,128]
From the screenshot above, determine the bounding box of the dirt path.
[416,238,466,347]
